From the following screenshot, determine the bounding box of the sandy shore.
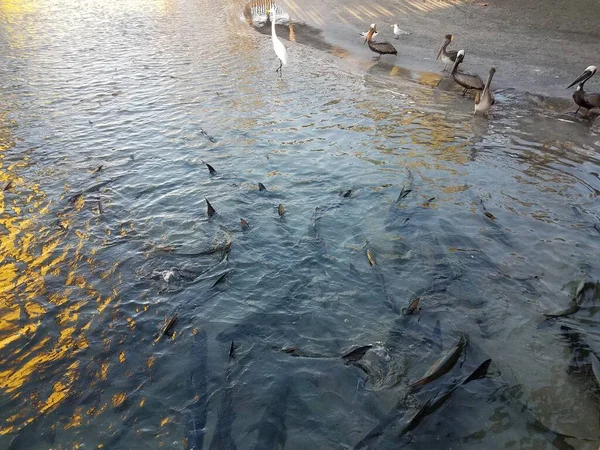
[277,0,600,98]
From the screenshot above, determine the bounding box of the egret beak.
[567,69,593,89]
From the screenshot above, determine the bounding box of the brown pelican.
[436,34,458,72]
[450,50,484,95]
[474,67,496,115]
[567,65,600,116]
[359,24,378,39]
[364,24,397,61]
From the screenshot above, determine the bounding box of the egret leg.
[275,60,282,76]
[573,107,581,115]
[372,55,381,61]
[462,88,468,96]
[442,64,448,72]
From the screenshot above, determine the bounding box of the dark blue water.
[1,0,599,449]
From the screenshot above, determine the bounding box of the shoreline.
[275,0,600,101]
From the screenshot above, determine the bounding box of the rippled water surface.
[1,0,600,449]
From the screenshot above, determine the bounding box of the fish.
[402,218,410,225]
[342,345,372,365]
[396,187,412,203]
[484,211,496,220]
[543,279,598,318]
[401,297,420,315]
[208,364,238,450]
[97,199,103,215]
[248,378,291,450]
[277,204,285,216]
[591,353,600,388]
[343,190,352,198]
[203,161,217,176]
[206,198,216,217]
[93,165,103,173]
[185,329,209,450]
[162,314,178,337]
[241,218,250,230]
[258,182,267,191]
[3,180,14,191]
[229,340,236,359]
[422,197,436,207]
[366,249,376,266]
[399,359,492,437]
[409,336,467,392]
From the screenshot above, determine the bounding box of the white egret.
[268,7,288,76]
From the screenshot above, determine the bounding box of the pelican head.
[451,49,465,73]
[567,65,597,89]
[437,34,454,60]
[364,24,377,44]
[489,67,496,75]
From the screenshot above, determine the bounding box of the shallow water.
[1,0,600,449]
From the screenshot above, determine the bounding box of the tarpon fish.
[409,336,467,392]
[366,249,376,266]
[401,297,421,315]
[185,329,209,450]
[162,314,178,337]
[399,359,492,437]
[206,198,216,217]
[248,378,292,450]
[203,161,217,176]
[241,218,250,230]
[342,345,373,365]
[543,279,599,318]
[258,182,267,191]
[208,361,238,450]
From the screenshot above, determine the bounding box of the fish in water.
[409,336,467,392]
[229,340,236,359]
[185,329,209,450]
[203,161,217,176]
[247,377,291,450]
[543,279,599,318]
[208,360,238,450]
[342,345,373,365]
[240,218,250,230]
[366,249,376,266]
[206,198,216,217]
[484,211,496,220]
[258,182,267,191]
[93,165,103,173]
[343,190,352,198]
[422,197,436,207]
[278,204,285,216]
[3,180,14,191]
[162,314,178,337]
[400,359,492,437]
[401,297,420,315]
[396,187,411,203]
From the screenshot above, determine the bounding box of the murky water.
[1,0,600,449]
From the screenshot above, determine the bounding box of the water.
[1,0,600,449]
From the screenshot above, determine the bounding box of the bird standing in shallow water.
[474,67,496,115]
[567,65,600,117]
[268,7,288,76]
[450,50,484,95]
[436,34,458,72]
[364,24,397,61]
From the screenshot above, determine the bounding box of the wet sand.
[278,0,600,99]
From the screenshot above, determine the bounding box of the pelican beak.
[450,34,454,41]
[436,44,443,60]
[567,69,593,89]
[450,54,462,73]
